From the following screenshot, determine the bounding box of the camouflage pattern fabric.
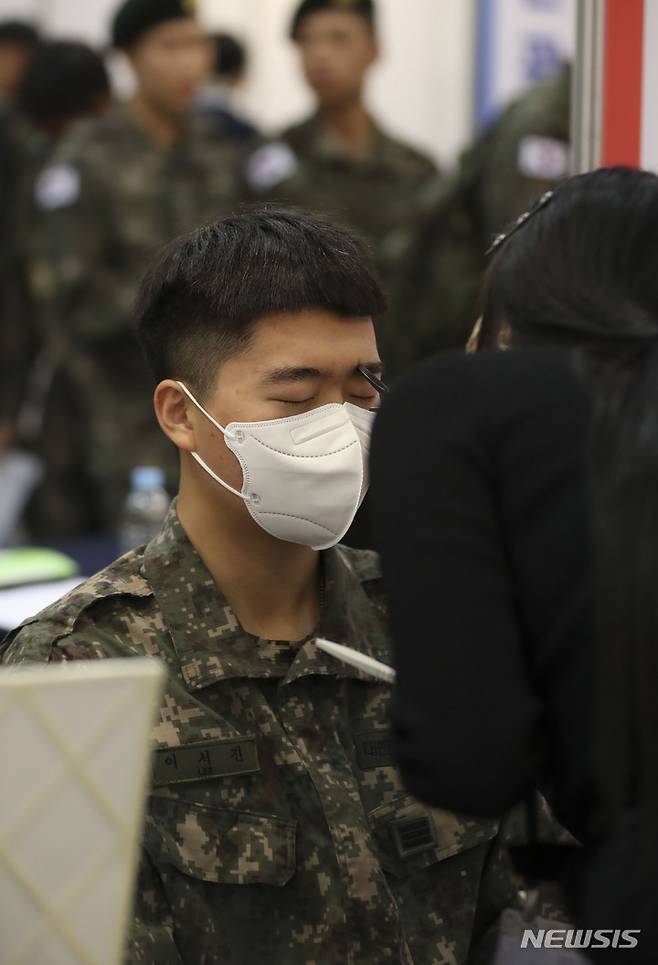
[471,66,571,246]
[0,125,95,535]
[0,125,118,539]
[390,67,571,368]
[0,121,92,536]
[23,107,243,532]
[245,113,442,380]
[1,500,523,965]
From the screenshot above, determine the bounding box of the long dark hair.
[480,166,658,822]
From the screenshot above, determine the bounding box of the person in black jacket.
[370,166,658,958]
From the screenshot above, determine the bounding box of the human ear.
[154,380,197,452]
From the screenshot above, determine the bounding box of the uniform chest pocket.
[145,797,297,887]
[369,794,498,879]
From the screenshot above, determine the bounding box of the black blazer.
[370,349,598,838]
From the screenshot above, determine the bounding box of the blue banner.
[475,0,576,129]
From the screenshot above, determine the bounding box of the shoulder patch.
[517,135,569,181]
[246,142,299,193]
[35,164,81,210]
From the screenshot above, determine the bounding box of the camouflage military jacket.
[28,105,241,344]
[389,68,572,370]
[248,112,439,259]
[23,108,243,523]
[245,114,442,380]
[1,502,517,965]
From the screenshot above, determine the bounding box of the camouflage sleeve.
[386,175,482,370]
[28,156,141,344]
[1,617,111,665]
[126,852,183,965]
[476,70,571,241]
[480,125,559,241]
[1,623,53,664]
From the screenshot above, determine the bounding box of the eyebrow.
[261,362,384,386]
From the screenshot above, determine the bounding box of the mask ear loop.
[176,381,251,503]
[176,381,235,439]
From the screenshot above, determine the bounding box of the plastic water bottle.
[117,467,170,555]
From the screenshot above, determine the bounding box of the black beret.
[112,0,198,50]
[290,0,376,40]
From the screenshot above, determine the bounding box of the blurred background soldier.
[246,0,442,380]
[16,41,111,146]
[197,31,260,146]
[391,65,571,370]
[0,42,111,536]
[3,43,111,392]
[23,0,242,535]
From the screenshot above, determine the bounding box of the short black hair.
[111,0,194,50]
[0,20,39,48]
[213,32,247,79]
[136,207,387,398]
[290,0,376,41]
[17,41,110,126]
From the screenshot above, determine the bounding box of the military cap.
[112,0,197,50]
[290,0,376,40]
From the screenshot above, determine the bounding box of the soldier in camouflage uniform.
[2,209,523,964]
[245,0,441,380]
[390,66,571,369]
[2,506,523,965]
[0,42,112,533]
[25,0,241,534]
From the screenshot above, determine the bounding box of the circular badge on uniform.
[35,165,81,211]
[246,143,299,194]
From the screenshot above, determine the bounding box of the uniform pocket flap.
[369,794,498,878]
[145,797,297,887]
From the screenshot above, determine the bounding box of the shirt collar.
[282,543,390,687]
[302,111,390,165]
[143,501,390,691]
[116,103,198,156]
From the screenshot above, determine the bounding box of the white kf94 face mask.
[177,382,375,550]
